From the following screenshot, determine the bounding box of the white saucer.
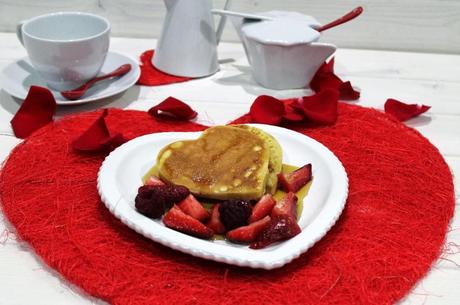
[0,51,140,105]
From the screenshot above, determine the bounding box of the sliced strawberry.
[250,215,301,249]
[226,216,271,244]
[271,192,298,220]
[144,176,165,186]
[163,205,213,239]
[177,194,210,222]
[249,194,276,223]
[206,204,226,234]
[278,163,312,193]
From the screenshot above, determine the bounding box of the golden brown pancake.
[232,125,282,194]
[156,125,276,200]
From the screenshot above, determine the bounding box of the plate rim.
[0,51,140,105]
[97,124,348,269]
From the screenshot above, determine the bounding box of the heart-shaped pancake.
[232,125,282,194]
[156,125,282,200]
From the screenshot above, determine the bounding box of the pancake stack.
[156,125,282,200]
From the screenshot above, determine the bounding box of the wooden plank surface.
[0,0,460,53]
[0,33,459,305]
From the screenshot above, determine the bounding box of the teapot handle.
[215,0,231,44]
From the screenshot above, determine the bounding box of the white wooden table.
[0,33,459,305]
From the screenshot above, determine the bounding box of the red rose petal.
[310,57,360,101]
[148,97,198,120]
[249,95,285,125]
[103,133,128,149]
[10,86,56,139]
[137,50,192,86]
[384,99,431,122]
[73,109,127,152]
[310,73,341,93]
[319,57,335,74]
[283,98,305,122]
[299,89,340,125]
[340,81,360,100]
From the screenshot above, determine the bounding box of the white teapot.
[153,0,230,77]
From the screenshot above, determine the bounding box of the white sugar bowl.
[234,11,336,90]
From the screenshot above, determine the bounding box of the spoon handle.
[86,64,132,86]
[317,6,363,32]
[60,64,132,100]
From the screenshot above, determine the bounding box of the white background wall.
[0,0,459,54]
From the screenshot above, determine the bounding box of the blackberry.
[218,200,252,230]
[164,184,190,207]
[135,184,189,219]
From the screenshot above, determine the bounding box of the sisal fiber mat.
[0,104,455,305]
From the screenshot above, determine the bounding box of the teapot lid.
[242,19,320,46]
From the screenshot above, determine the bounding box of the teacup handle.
[215,0,231,44]
[16,20,26,46]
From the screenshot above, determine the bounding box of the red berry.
[178,194,210,222]
[271,192,298,220]
[137,184,153,194]
[135,184,189,219]
[227,216,271,244]
[249,194,276,223]
[250,215,301,249]
[219,200,252,230]
[206,204,226,234]
[278,163,312,193]
[163,205,213,239]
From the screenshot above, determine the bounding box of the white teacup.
[16,12,110,91]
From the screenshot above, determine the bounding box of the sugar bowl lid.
[241,11,321,46]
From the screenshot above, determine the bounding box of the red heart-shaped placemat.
[0,104,454,305]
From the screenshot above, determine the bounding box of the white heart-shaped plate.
[97,124,348,269]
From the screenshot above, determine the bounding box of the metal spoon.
[61,64,132,100]
[316,7,363,32]
[211,9,273,22]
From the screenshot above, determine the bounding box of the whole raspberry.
[219,200,252,230]
[135,184,189,219]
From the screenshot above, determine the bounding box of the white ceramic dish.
[153,0,230,78]
[229,11,336,90]
[97,124,348,269]
[0,51,140,105]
